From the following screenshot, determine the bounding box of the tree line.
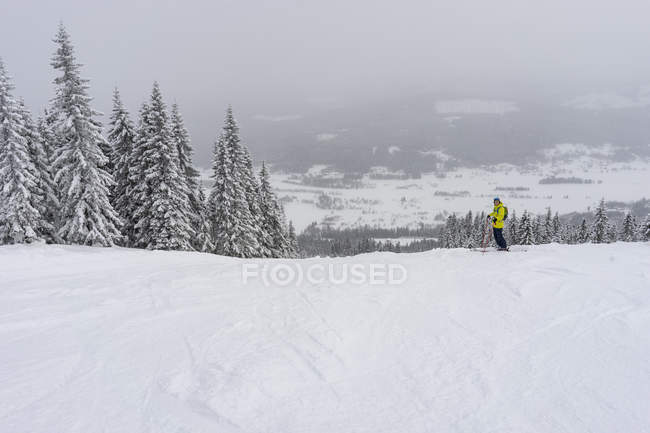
[297,223,440,256]
[442,199,650,248]
[0,24,297,258]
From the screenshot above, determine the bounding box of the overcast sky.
[2,0,650,166]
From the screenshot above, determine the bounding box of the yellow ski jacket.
[489,203,506,228]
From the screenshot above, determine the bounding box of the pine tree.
[258,162,290,257]
[621,212,637,242]
[193,186,214,252]
[207,107,260,257]
[124,102,150,244]
[240,131,269,256]
[518,211,535,245]
[533,215,543,244]
[107,88,135,244]
[18,99,59,242]
[443,215,460,248]
[130,82,193,250]
[277,203,296,256]
[462,210,474,248]
[49,24,121,246]
[0,59,47,244]
[562,224,575,244]
[540,208,553,244]
[287,220,299,257]
[642,214,650,241]
[607,222,618,243]
[507,210,518,245]
[169,103,212,251]
[577,219,590,243]
[592,198,608,243]
[471,212,483,247]
[551,212,562,243]
[36,109,56,162]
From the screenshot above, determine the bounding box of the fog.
[3,0,650,167]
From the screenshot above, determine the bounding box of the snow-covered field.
[1,243,649,433]
[275,155,650,231]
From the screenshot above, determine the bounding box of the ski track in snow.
[0,243,649,433]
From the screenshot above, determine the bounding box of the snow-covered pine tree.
[462,210,473,248]
[207,107,260,257]
[49,24,121,246]
[518,210,535,245]
[287,220,299,257]
[130,82,193,250]
[36,108,56,159]
[540,208,553,244]
[607,222,618,243]
[107,87,135,245]
[506,210,518,245]
[621,212,637,242]
[169,102,212,252]
[194,186,214,252]
[642,214,650,241]
[577,219,589,243]
[123,102,150,244]
[443,215,458,248]
[561,224,574,244]
[442,216,451,248]
[258,162,290,257]
[532,215,543,244]
[551,212,562,243]
[240,135,269,256]
[0,59,48,244]
[478,211,488,246]
[17,99,59,242]
[471,212,483,247]
[36,109,57,169]
[277,202,297,257]
[36,108,60,227]
[592,198,608,243]
[453,214,462,248]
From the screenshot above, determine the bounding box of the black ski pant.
[493,227,507,249]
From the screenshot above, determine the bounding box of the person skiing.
[487,197,508,251]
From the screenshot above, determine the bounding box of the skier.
[487,197,508,251]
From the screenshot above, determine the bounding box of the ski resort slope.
[1,243,649,433]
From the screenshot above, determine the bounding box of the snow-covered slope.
[1,243,649,433]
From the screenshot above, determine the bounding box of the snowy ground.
[1,243,649,433]
[272,155,650,231]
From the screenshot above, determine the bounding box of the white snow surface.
[1,243,650,433]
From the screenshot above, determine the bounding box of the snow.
[305,164,331,177]
[540,143,619,159]
[275,156,650,231]
[419,149,454,161]
[1,243,649,433]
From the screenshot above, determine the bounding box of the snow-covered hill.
[1,243,649,433]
